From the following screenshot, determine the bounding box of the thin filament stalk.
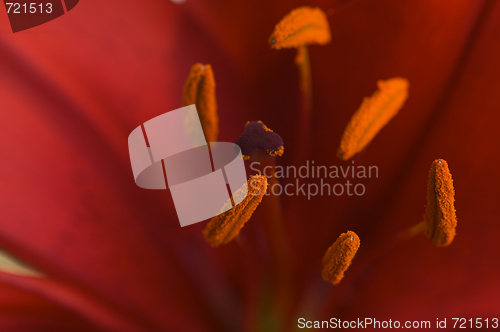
[295,45,313,165]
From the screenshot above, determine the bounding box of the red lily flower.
[1,0,500,331]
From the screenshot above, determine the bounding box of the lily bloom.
[1,0,500,331]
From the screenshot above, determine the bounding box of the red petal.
[0,1,236,330]
[0,278,99,331]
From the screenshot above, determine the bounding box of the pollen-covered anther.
[337,78,409,160]
[203,175,268,247]
[182,63,219,142]
[269,6,331,49]
[424,159,457,247]
[235,121,284,160]
[321,231,360,285]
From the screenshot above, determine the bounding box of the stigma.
[235,121,284,160]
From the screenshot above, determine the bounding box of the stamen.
[337,78,409,160]
[268,7,331,49]
[235,121,284,160]
[203,175,268,247]
[424,159,457,247]
[322,231,360,285]
[182,63,219,142]
[269,7,330,165]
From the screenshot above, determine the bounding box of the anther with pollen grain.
[337,78,409,160]
[182,63,219,142]
[322,231,360,285]
[203,175,268,247]
[424,159,457,247]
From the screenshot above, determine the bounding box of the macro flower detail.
[337,78,409,160]
[182,63,219,142]
[268,7,331,49]
[203,175,268,247]
[235,121,284,160]
[321,231,360,285]
[424,159,457,247]
[1,0,497,330]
